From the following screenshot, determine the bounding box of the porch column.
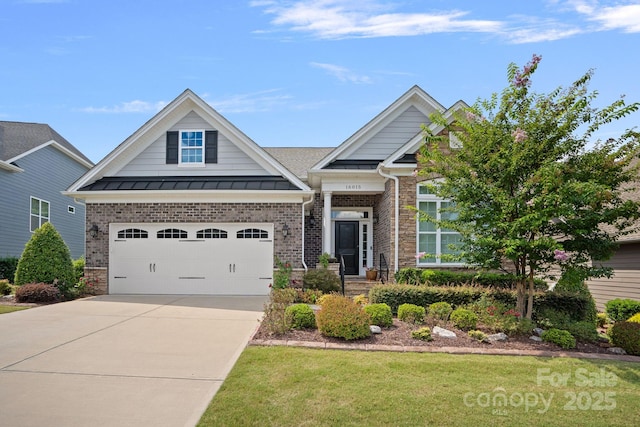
[323,191,332,255]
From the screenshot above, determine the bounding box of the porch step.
[342,277,383,298]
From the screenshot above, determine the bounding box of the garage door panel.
[109,223,273,295]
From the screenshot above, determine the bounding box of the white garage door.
[109,223,274,295]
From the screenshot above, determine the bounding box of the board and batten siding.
[0,145,89,259]
[342,106,430,160]
[116,111,269,177]
[587,242,640,310]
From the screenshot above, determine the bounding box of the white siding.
[116,111,269,177]
[342,106,429,160]
[587,242,640,310]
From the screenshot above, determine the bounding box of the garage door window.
[157,228,187,239]
[118,228,148,239]
[197,228,228,238]
[237,228,269,239]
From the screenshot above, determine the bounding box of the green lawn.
[0,305,29,314]
[200,346,640,427]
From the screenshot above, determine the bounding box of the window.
[68,205,76,214]
[30,197,49,232]
[117,228,148,239]
[157,228,188,239]
[180,130,204,165]
[237,228,268,239]
[197,228,228,239]
[416,183,463,265]
[166,130,218,165]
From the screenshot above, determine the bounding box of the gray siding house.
[0,121,93,260]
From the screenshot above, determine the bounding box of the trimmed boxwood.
[285,304,316,329]
[397,303,425,324]
[450,308,478,330]
[363,303,393,327]
[393,268,548,290]
[605,298,640,323]
[541,328,576,349]
[316,295,371,340]
[609,321,640,356]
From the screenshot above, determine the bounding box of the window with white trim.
[30,197,50,232]
[416,183,463,265]
[179,130,204,165]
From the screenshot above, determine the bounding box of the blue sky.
[1,0,639,163]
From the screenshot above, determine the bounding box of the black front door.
[336,221,359,275]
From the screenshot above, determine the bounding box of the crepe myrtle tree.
[417,54,640,319]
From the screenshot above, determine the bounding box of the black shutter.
[205,130,218,164]
[166,131,178,164]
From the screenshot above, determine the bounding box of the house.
[0,121,93,260]
[587,169,640,310]
[65,87,466,295]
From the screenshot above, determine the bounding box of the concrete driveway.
[0,295,266,427]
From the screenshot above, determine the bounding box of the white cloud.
[79,100,168,114]
[206,89,293,113]
[253,0,503,39]
[310,62,373,84]
[586,3,640,32]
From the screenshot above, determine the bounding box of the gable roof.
[264,147,334,180]
[67,89,312,195]
[0,121,93,168]
[310,85,445,172]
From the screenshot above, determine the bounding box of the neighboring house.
[587,171,640,310]
[65,87,467,295]
[0,121,93,261]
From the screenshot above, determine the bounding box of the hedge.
[369,284,595,322]
[0,257,19,282]
[394,268,548,290]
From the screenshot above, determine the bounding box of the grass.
[0,305,29,314]
[199,346,640,427]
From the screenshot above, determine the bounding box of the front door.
[336,221,359,275]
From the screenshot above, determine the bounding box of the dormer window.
[180,130,204,165]
[166,130,218,165]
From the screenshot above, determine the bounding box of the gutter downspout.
[377,165,399,273]
[301,193,315,272]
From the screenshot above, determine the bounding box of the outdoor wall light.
[282,223,290,238]
[89,224,99,239]
[373,214,379,225]
[309,214,316,228]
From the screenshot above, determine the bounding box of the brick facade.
[86,202,304,293]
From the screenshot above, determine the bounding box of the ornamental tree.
[418,54,640,319]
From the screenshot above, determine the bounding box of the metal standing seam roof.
[78,175,303,191]
[323,159,382,170]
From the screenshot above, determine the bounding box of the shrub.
[73,257,85,283]
[318,252,331,269]
[397,303,425,324]
[450,308,478,330]
[353,294,369,306]
[14,222,75,288]
[419,269,548,290]
[564,321,599,343]
[363,303,393,327]
[468,330,488,342]
[609,321,640,356]
[628,313,640,323]
[285,304,316,329]
[15,283,62,303]
[0,279,11,296]
[0,257,19,282]
[541,328,576,349]
[597,312,608,328]
[515,318,536,335]
[272,258,292,289]
[605,299,640,322]
[295,289,323,304]
[395,268,424,285]
[316,295,371,340]
[303,269,341,294]
[261,288,297,335]
[411,327,433,341]
[469,297,521,334]
[428,302,453,321]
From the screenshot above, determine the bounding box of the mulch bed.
[252,318,620,357]
[0,295,40,307]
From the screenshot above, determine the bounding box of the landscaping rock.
[533,328,544,336]
[487,333,508,342]
[432,326,457,338]
[529,335,543,342]
[370,325,382,334]
[607,347,627,355]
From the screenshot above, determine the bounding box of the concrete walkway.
[0,295,266,427]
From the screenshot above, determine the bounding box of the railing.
[339,255,346,296]
[379,253,389,284]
